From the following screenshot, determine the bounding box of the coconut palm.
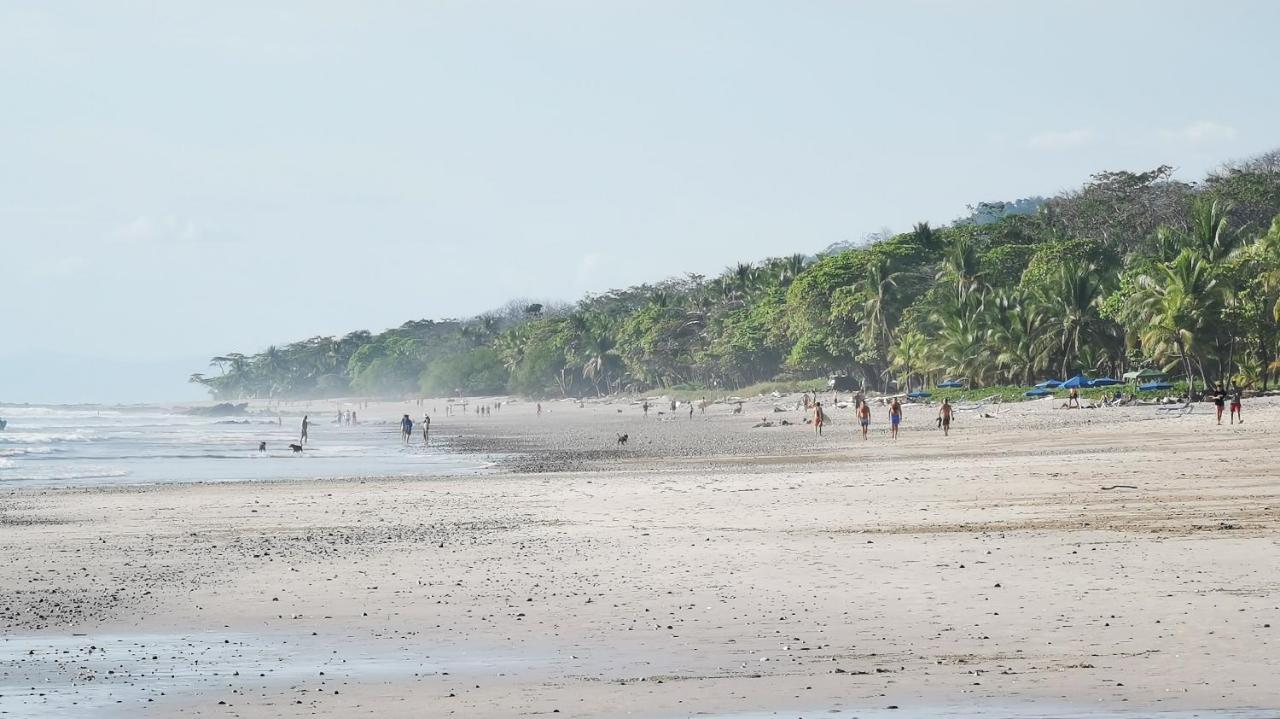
[987,289,1051,385]
[1135,248,1226,394]
[858,254,904,357]
[1038,261,1111,378]
[888,331,930,391]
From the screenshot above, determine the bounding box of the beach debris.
[1100,485,1138,490]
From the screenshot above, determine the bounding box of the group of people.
[400,413,433,444]
[641,399,703,418]
[335,409,358,426]
[811,397,953,438]
[1211,385,1244,425]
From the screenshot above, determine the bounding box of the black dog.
[258,441,267,453]
[289,443,304,453]
[616,433,628,446]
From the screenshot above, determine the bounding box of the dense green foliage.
[193,150,1280,399]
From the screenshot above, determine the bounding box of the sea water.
[0,405,491,487]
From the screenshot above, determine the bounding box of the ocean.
[0,404,490,487]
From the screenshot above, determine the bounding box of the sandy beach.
[2,394,1278,717]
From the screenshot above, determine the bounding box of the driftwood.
[1100,485,1138,490]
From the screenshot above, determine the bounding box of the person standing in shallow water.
[422,414,431,445]
[400,414,413,444]
[301,415,309,445]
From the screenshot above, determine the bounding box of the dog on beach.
[289,443,304,453]
[616,433,629,446]
[258,441,267,453]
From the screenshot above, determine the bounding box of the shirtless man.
[857,400,871,440]
[889,398,902,440]
[938,399,953,437]
[813,402,825,436]
[300,415,309,445]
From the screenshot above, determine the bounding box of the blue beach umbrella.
[1138,382,1173,391]
[1034,379,1062,389]
[1023,388,1053,397]
[1059,374,1090,389]
[907,391,932,399]
[936,379,966,389]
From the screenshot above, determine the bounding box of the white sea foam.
[0,404,489,487]
[0,432,92,444]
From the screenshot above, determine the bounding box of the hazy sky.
[4,1,1279,400]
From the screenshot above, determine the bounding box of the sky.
[3,0,1279,402]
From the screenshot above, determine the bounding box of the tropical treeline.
[192,150,1280,400]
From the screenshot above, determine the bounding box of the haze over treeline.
[193,150,1280,400]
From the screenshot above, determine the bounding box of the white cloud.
[106,215,203,246]
[1158,120,1238,144]
[1027,129,1097,150]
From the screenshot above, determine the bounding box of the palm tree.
[859,254,904,358]
[775,254,808,285]
[494,326,528,374]
[938,234,984,304]
[579,322,620,395]
[1038,261,1110,378]
[1187,197,1243,263]
[888,332,929,391]
[988,288,1050,385]
[1136,249,1225,395]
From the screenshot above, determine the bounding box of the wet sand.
[1,394,1278,717]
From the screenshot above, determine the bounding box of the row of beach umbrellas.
[897,370,1173,399]
[1024,371,1172,397]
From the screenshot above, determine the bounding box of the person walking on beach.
[1230,386,1243,424]
[1211,384,1227,425]
[938,399,953,437]
[422,414,431,444]
[889,398,902,440]
[400,414,413,444]
[689,403,694,419]
[813,401,825,436]
[857,400,871,440]
[300,415,309,445]
[536,403,542,417]
[643,400,650,417]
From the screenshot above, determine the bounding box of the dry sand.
[1,393,1278,717]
